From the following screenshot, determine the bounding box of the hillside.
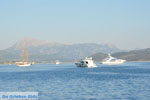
[0,38,122,63]
[91,48,150,62]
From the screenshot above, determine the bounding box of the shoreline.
[1,61,150,65]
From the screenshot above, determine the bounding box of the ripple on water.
[0,63,150,100]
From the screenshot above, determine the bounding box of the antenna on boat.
[108,53,111,57]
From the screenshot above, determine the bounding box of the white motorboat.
[101,54,126,65]
[75,57,97,68]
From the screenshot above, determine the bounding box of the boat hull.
[75,63,97,68]
[102,60,126,65]
[16,62,31,67]
[16,64,31,67]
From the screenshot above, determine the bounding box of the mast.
[26,48,28,64]
[22,41,24,63]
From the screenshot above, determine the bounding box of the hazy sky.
[0,0,149,50]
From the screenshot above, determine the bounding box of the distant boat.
[55,60,60,65]
[75,57,97,68]
[101,54,126,65]
[16,41,32,67]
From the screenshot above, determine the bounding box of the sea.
[0,62,150,100]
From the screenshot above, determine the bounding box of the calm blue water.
[0,62,150,100]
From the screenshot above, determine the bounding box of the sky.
[0,0,150,50]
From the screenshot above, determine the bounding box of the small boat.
[16,62,31,67]
[101,54,126,65]
[55,60,60,65]
[16,41,32,67]
[75,57,97,68]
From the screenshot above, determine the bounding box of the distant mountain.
[91,48,150,62]
[0,38,123,63]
